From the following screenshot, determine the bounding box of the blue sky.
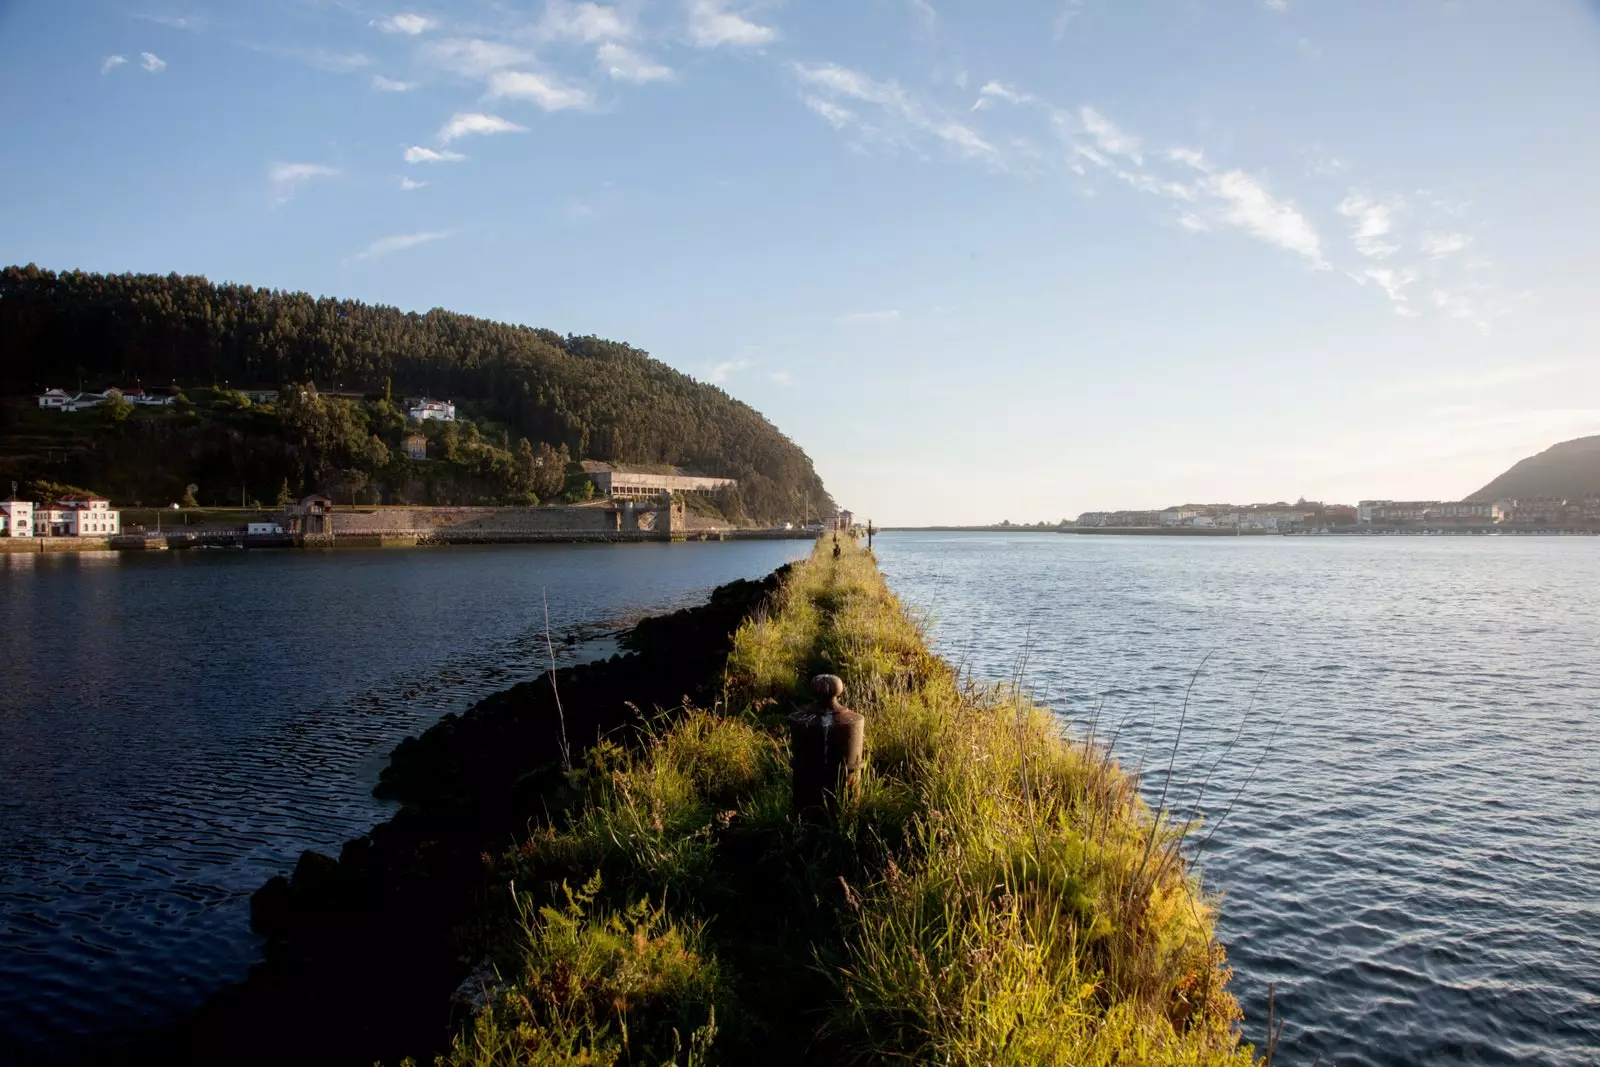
[2,0,1597,524]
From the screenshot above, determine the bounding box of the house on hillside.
[35,497,120,536]
[403,433,428,460]
[407,398,456,422]
[585,464,736,500]
[36,389,72,409]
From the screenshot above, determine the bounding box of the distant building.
[1357,500,1439,524]
[834,510,855,532]
[407,398,456,422]
[0,500,34,537]
[246,521,285,536]
[403,433,428,460]
[587,470,737,500]
[36,389,72,409]
[35,497,120,537]
[283,495,333,535]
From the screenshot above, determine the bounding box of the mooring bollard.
[789,674,865,814]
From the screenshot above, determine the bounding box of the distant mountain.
[1466,435,1600,501]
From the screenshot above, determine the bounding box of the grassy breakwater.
[429,538,1254,1066]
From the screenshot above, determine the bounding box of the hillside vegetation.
[1467,434,1600,502]
[426,539,1254,1066]
[0,265,830,520]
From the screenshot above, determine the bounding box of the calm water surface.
[874,532,1600,1067]
[0,541,806,1065]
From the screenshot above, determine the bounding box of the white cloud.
[1168,146,1207,170]
[354,230,452,261]
[140,52,167,73]
[486,70,594,110]
[101,55,127,75]
[972,81,1030,111]
[803,95,855,129]
[707,359,753,382]
[371,74,415,91]
[439,111,527,142]
[1337,193,1403,259]
[836,309,901,326]
[297,49,372,73]
[687,0,777,48]
[136,13,204,31]
[1178,214,1208,232]
[375,13,435,35]
[268,162,339,205]
[1202,170,1326,266]
[404,145,467,163]
[1078,106,1141,163]
[420,38,530,78]
[598,43,674,83]
[542,2,634,43]
[1422,231,1471,258]
[793,62,999,164]
[1359,266,1419,311]
[1264,0,1288,10]
[770,370,793,387]
[399,176,429,190]
[1052,0,1084,42]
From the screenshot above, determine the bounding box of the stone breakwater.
[81,567,789,1067]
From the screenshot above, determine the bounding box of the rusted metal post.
[789,674,864,814]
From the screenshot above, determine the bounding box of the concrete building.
[834,510,855,532]
[403,433,428,460]
[246,521,285,535]
[586,469,737,500]
[1357,500,1439,524]
[35,497,120,536]
[37,389,72,409]
[0,500,34,537]
[284,495,334,535]
[407,398,456,422]
[1423,502,1497,525]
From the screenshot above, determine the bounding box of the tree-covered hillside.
[0,265,832,519]
[1466,434,1600,502]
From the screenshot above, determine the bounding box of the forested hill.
[0,265,831,519]
[1466,434,1600,502]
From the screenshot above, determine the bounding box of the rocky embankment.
[89,568,788,1067]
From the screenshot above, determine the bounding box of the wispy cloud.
[140,52,167,73]
[399,176,429,190]
[371,74,415,91]
[375,12,435,35]
[707,358,754,383]
[1052,0,1084,42]
[438,111,526,142]
[268,162,339,205]
[404,145,467,163]
[793,62,999,165]
[541,1,634,43]
[1078,106,1141,163]
[136,13,205,31]
[101,55,128,75]
[1163,149,1325,266]
[1358,266,1420,314]
[353,230,453,261]
[486,70,594,110]
[687,0,778,48]
[598,42,674,83]
[1422,231,1471,258]
[836,309,901,326]
[971,81,1030,112]
[420,37,530,78]
[1263,0,1289,10]
[1337,193,1402,259]
[296,49,372,73]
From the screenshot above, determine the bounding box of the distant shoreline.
[879,525,1600,537]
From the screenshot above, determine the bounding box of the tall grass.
[422,539,1256,1066]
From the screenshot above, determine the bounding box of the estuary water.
[0,541,808,1065]
[874,531,1600,1067]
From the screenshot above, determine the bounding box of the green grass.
[418,540,1256,1066]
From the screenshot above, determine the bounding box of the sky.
[1,0,1598,525]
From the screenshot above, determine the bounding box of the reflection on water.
[0,542,807,1065]
[875,532,1600,1067]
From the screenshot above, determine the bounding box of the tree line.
[0,265,833,520]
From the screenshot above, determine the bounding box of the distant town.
[1072,497,1600,532]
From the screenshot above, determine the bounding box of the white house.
[246,521,285,535]
[37,389,72,409]
[37,497,121,537]
[407,398,456,422]
[0,501,34,537]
